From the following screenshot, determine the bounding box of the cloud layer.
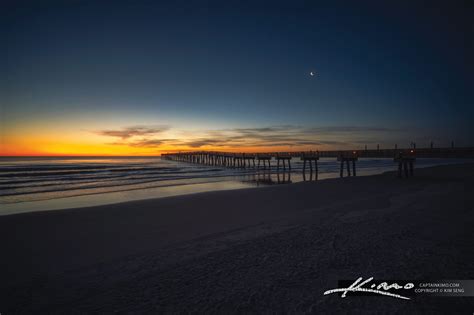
[96,125,394,150]
[180,126,393,148]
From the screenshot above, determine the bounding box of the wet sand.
[1,163,473,313]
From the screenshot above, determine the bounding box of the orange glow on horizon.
[1,146,332,157]
[0,137,335,157]
[1,119,353,156]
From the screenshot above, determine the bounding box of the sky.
[1,0,473,155]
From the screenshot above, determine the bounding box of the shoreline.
[0,179,255,216]
[2,159,471,216]
[1,163,473,313]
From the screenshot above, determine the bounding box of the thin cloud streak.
[95,125,170,139]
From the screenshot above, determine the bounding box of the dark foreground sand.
[1,163,473,314]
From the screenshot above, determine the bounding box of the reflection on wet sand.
[276,171,292,184]
[242,169,297,186]
[242,167,323,186]
[302,169,318,182]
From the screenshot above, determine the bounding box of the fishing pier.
[162,147,474,178]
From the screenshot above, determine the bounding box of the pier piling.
[394,150,416,178]
[301,152,319,179]
[337,151,358,177]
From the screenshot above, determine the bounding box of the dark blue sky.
[2,0,473,153]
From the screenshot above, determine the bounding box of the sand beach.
[1,163,473,313]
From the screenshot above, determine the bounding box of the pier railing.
[162,147,474,160]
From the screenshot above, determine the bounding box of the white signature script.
[324,277,414,300]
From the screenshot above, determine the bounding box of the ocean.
[0,156,469,215]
